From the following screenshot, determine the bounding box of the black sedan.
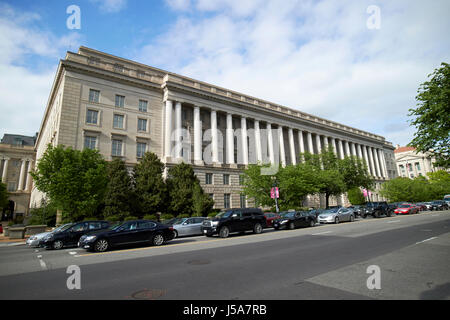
[273,211,316,230]
[430,200,449,211]
[78,220,174,252]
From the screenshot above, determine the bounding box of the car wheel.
[335,217,340,224]
[52,240,64,250]
[288,222,295,230]
[361,213,367,219]
[350,215,354,222]
[374,211,379,218]
[253,223,263,234]
[94,239,109,252]
[219,226,229,238]
[152,233,165,246]
[309,219,315,227]
[387,210,392,217]
[173,230,178,238]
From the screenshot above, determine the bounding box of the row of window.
[89,89,148,112]
[207,193,247,209]
[204,173,244,185]
[84,136,148,158]
[399,162,422,173]
[86,109,148,132]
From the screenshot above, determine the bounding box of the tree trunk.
[325,192,330,209]
[56,209,63,226]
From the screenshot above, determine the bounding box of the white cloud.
[0,3,82,139]
[145,0,450,146]
[91,0,127,13]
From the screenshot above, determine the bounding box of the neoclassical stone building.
[0,134,36,220]
[394,145,446,178]
[30,47,397,210]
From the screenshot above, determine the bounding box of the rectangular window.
[239,175,244,185]
[205,173,213,185]
[224,194,231,209]
[7,182,16,192]
[112,139,123,156]
[113,114,124,129]
[223,174,230,185]
[240,194,246,208]
[208,194,214,200]
[86,109,98,124]
[139,100,148,112]
[138,118,147,132]
[115,95,125,108]
[84,136,97,150]
[89,89,100,103]
[137,142,147,158]
[415,162,421,171]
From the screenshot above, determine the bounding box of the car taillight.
[168,227,174,231]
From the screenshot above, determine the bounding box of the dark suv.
[201,208,266,238]
[361,202,393,218]
[42,220,110,250]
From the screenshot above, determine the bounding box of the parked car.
[273,211,316,230]
[263,212,280,228]
[42,220,110,250]
[78,220,174,252]
[169,217,207,238]
[318,207,355,224]
[414,203,427,211]
[430,200,449,211]
[394,204,419,215]
[201,208,265,238]
[308,208,325,220]
[362,201,393,218]
[347,205,365,218]
[26,223,74,247]
[423,202,433,210]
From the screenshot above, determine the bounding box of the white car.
[169,217,207,238]
[318,208,355,224]
[26,223,73,247]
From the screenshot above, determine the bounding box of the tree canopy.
[408,62,450,168]
[0,182,8,210]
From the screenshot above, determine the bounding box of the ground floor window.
[224,193,231,209]
[240,194,246,208]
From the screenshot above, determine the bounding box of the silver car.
[318,208,355,224]
[26,223,73,247]
[171,217,207,238]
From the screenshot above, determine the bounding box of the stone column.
[26,160,34,191]
[357,144,363,159]
[374,148,382,178]
[278,126,286,167]
[18,159,26,191]
[315,134,322,154]
[164,100,173,159]
[362,145,371,175]
[288,128,296,165]
[241,117,248,165]
[226,113,234,164]
[211,110,219,164]
[351,142,357,157]
[368,146,376,178]
[380,150,388,179]
[254,120,262,164]
[1,158,9,182]
[331,138,337,155]
[267,123,275,164]
[298,130,305,161]
[193,106,203,165]
[323,136,329,151]
[307,132,314,154]
[175,102,182,159]
[344,141,350,157]
[338,140,345,159]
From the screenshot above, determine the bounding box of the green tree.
[242,164,278,208]
[30,144,108,222]
[380,177,432,202]
[27,199,57,226]
[347,187,366,205]
[193,183,214,217]
[166,163,199,216]
[339,155,374,191]
[0,182,8,210]
[408,62,450,168]
[427,170,450,199]
[103,159,135,220]
[133,152,167,216]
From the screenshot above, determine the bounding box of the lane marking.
[69,251,78,255]
[36,255,47,270]
[312,231,332,235]
[386,220,400,224]
[415,237,437,245]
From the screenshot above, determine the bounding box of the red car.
[264,213,280,228]
[394,204,419,215]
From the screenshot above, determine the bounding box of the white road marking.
[415,237,437,245]
[312,231,332,235]
[387,220,400,224]
[36,255,47,270]
[69,251,78,255]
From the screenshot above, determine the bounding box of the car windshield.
[323,208,339,214]
[432,201,442,204]
[174,218,188,225]
[280,212,295,218]
[216,210,234,218]
[399,205,410,208]
[56,223,74,232]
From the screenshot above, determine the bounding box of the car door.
[242,211,255,230]
[179,218,196,236]
[338,209,349,222]
[136,221,157,242]
[191,218,206,235]
[67,222,89,246]
[109,221,140,245]
[230,211,244,232]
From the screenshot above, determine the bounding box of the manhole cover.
[187,259,211,265]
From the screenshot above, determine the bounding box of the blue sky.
[1,0,449,146]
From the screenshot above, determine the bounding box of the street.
[0,210,449,300]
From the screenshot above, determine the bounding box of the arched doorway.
[1,200,14,221]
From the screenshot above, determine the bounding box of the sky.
[0,0,449,146]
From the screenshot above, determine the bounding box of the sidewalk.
[0,234,29,247]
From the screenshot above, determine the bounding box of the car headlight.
[85,235,97,241]
[211,221,219,226]
[280,220,288,224]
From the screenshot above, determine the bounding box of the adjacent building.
[394,145,444,178]
[30,47,396,210]
[0,134,36,220]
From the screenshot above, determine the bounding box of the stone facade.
[394,146,446,178]
[31,46,396,210]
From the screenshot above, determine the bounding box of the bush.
[83,217,98,221]
[160,214,174,220]
[105,214,122,222]
[143,214,158,221]
[124,216,138,221]
[207,212,218,217]
[177,214,190,218]
[27,201,57,227]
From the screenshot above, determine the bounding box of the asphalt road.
[0,210,449,300]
